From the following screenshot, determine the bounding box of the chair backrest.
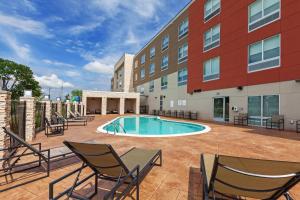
[63,141,130,179]
[272,115,284,122]
[68,111,76,118]
[45,117,51,126]
[2,127,47,161]
[75,111,81,117]
[209,154,300,200]
[55,112,64,118]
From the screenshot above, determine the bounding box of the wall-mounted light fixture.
[237,86,243,91]
[295,80,300,83]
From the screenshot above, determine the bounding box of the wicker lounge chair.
[75,110,95,121]
[152,110,157,115]
[165,110,171,117]
[0,128,74,192]
[45,117,64,137]
[158,110,164,116]
[49,141,162,200]
[234,113,248,126]
[201,154,300,200]
[184,111,191,119]
[191,112,198,120]
[265,115,284,131]
[55,112,87,128]
[171,110,177,118]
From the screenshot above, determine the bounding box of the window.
[161,35,169,51]
[178,68,188,86]
[161,55,169,70]
[248,34,280,72]
[150,63,155,75]
[140,86,145,95]
[161,75,168,90]
[203,57,220,81]
[141,54,145,65]
[248,95,279,126]
[249,0,280,32]
[134,73,137,81]
[149,80,154,92]
[204,24,220,52]
[178,43,188,63]
[150,47,155,59]
[204,0,220,22]
[140,67,145,80]
[178,18,189,39]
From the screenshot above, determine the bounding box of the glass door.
[214,97,225,121]
[248,95,279,126]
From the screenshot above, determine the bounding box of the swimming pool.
[98,116,210,137]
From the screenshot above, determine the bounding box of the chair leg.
[284,192,294,200]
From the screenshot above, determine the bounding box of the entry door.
[213,97,229,122]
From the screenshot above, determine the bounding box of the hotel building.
[115,0,300,130]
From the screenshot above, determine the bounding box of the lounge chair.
[45,117,64,137]
[297,120,300,133]
[265,115,284,131]
[191,112,198,120]
[184,111,191,119]
[158,110,164,116]
[75,110,95,121]
[165,110,171,117]
[201,154,300,200]
[171,110,177,118]
[55,112,87,128]
[95,109,101,114]
[178,110,184,118]
[152,110,157,115]
[49,141,162,200]
[0,128,75,192]
[234,113,248,126]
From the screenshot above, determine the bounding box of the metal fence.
[61,102,67,118]
[51,102,57,116]
[35,102,46,133]
[10,101,26,140]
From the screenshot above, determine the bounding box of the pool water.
[100,116,209,137]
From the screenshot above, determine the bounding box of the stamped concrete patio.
[1,115,300,200]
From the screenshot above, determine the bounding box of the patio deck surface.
[1,115,300,200]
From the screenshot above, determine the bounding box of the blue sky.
[0,0,190,98]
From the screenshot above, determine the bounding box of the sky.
[0,0,190,98]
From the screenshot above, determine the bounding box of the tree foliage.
[71,89,82,98]
[0,58,42,99]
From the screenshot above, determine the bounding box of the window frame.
[149,63,155,76]
[178,18,189,40]
[161,35,169,52]
[149,80,154,92]
[204,0,221,23]
[161,54,169,71]
[248,0,281,33]
[203,56,220,82]
[161,75,168,90]
[178,43,188,64]
[178,67,188,86]
[150,47,156,59]
[140,54,146,65]
[140,67,145,80]
[248,34,281,73]
[203,24,221,52]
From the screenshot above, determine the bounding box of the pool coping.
[97,115,211,137]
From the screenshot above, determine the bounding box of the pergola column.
[102,97,107,115]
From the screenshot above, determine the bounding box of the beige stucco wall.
[138,71,300,130]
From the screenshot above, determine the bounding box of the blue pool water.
[101,116,208,136]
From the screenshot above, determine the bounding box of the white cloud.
[66,71,81,77]
[0,13,52,38]
[68,21,103,35]
[83,56,115,74]
[42,59,75,68]
[34,74,74,88]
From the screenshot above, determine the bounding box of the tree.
[0,58,42,99]
[71,89,82,98]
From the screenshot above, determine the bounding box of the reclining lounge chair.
[55,112,87,128]
[49,141,162,200]
[45,117,64,137]
[0,128,75,192]
[75,110,95,121]
[201,154,300,200]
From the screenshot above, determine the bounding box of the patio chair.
[201,154,300,200]
[234,113,248,126]
[55,112,87,128]
[171,110,177,118]
[191,112,198,120]
[165,110,171,117]
[265,115,284,131]
[49,141,162,200]
[95,109,101,114]
[75,110,95,121]
[296,120,300,133]
[45,117,64,137]
[0,128,75,192]
[158,110,164,116]
[184,111,191,119]
[152,110,157,115]
[178,110,184,118]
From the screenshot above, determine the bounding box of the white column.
[119,98,125,115]
[0,91,11,158]
[136,97,140,115]
[66,101,71,118]
[74,102,78,113]
[80,102,84,116]
[20,97,35,141]
[57,100,62,115]
[102,97,107,115]
[42,100,51,121]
